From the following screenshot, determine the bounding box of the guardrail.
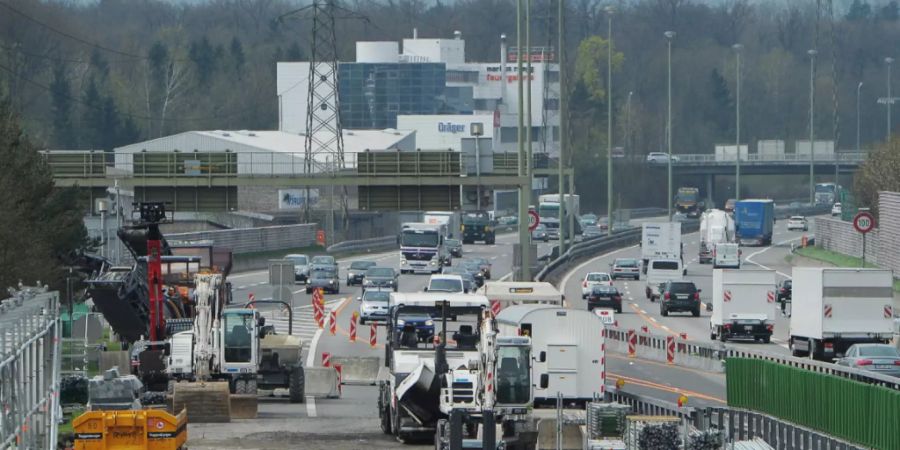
[326,234,397,254]
[670,152,868,165]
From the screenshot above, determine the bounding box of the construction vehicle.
[377,293,490,442]
[73,408,188,450]
[674,187,704,218]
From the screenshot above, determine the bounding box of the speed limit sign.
[853,211,875,234]
[528,210,540,231]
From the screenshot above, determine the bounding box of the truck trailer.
[734,199,775,246]
[710,269,777,342]
[789,268,895,361]
[699,209,734,264]
[641,222,682,273]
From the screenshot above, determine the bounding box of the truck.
[400,223,448,273]
[461,210,496,244]
[641,222,682,273]
[423,211,461,239]
[674,187,704,218]
[789,268,895,361]
[710,269,777,342]
[698,209,735,264]
[712,242,741,269]
[538,194,581,240]
[734,199,775,246]
[495,305,605,406]
[814,182,842,206]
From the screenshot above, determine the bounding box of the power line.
[0,61,250,123]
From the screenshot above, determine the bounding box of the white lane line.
[490,256,499,260]
[743,236,804,279]
[640,309,647,314]
[661,325,671,331]
[631,302,638,306]
[649,317,658,323]
[559,244,640,291]
[499,271,513,281]
[304,296,350,418]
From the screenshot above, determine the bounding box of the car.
[580,213,598,226]
[587,285,623,313]
[831,202,842,216]
[285,254,310,284]
[425,274,465,293]
[310,255,338,272]
[645,259,685,302]
[835,344,900,378]
[460,260,486,287]
[357,289,391,325]
[498,216,518,225]
[395,314,435,343]
[646,152,680,164]
[610,147,625,159]
[787,216,808,231]
[441,267,478,293]
[610,258,641,280]
[582,225,604,239]
[363,267,399,292]
[724,198,736,213]
[471,257,492,279]
[346,260,377,286]
[659,281,701,317]
[446,238,463,257]
[306,268,340,294]
[531,224,549,242]
[581,272,612,298]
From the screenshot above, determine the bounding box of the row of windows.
[498,126,560,143]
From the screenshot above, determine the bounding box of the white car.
[425,274,465,293]
[358,289,391,325]
[786,215,808,231]
[646,152,680,164]
[582,272,613,298]
[831,203,842,216]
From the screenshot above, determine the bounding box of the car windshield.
[463,262,481,272]
[446,239,460,246]
[312,256,334,265]
[311,270,334,279]
[533,224,546,231]
[587,273,610,282]
[668,283,697,294]
[429,279,463,292]
[367,268,394,277]
[790,216,805,221]
[858,346,900,357]
[783,280,792,288]
[398,315,431,323]
[591,286,618,295]
[363,291,390,303]
[286,255,308,265]
[615,259,638,267]
[652,261,680,270]
[401,230,440,247]
[350,261,375,270]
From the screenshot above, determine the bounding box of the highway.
[187,218,815,448]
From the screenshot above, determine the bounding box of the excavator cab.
[494,336,532,408]
[221,309,260,374]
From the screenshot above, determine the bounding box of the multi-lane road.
[187,218,817,449]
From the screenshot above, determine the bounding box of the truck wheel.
[720,332,728,343]
[378,385,392,435]
[247,379,258,394]
[692,307,700,317]
[660,305,668,317]
[762,336,771,344]
[710,332,716,340]
[289,366,305,403]
[234,379,245,394]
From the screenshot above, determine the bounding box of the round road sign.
[528,210,540,231]
[853,211,875,234]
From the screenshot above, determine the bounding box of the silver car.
[531,224,549,242]
[285,254,310,284]
[358,289,391,325]
[836,344,900,378]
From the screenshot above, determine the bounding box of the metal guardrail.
[326,234,397,254]
[670,152,868,165]
[0,288,61,450]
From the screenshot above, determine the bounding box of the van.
[713,242,741,269]
[644,259,685,302]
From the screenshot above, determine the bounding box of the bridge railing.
[668,152,868,165]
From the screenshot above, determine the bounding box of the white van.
[713,242,741,269]
[644,259,685,302]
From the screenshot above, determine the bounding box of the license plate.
[875,364,893,369]
[744,325,753,331]
[676,295,687,300]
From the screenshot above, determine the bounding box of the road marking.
[559,244,640,291]
[490,256,499,260]
[640,309,647,314]
[649,317,657,323]
[743,236,804,278]
[661,325,671,331]
[607,371,725,404]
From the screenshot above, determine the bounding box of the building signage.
[278,189,319,209]
[438,122,466,133]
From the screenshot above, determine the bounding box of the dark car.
[777,279,792,303]
[472,257,492,279]
[610,258,641,280]
[836,344,900,378]
[441,267,477,292]
[306,268,340,294]
[461,260,486,287]
[363,267,399,292]
[394,314,435,343]
[660,281,701,317]
[310,255,338,272]
[445,238,463,258]
[346,260,377,286]
[587,285,623,313]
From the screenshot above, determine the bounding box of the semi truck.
[710,269,777,342]
[698,209,735,264]
[461,210,495,244]
[538,194,581,240]
[789,268,895,361]
[399,223,448,273]
[423,211,461,239]
[734,199,775,246]
[674,187,704,218]
[641,222,682,273]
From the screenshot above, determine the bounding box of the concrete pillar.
[706,174,715,207]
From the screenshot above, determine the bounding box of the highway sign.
[528,210,540,231]
[853,211,875,234]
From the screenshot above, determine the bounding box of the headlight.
[397,319,405,325]
[425,320,434,326]
[478,272,484,277]
[430,260,437,266]
[401,259,407,265]
[329,280,335,284]
[485,226,492,232]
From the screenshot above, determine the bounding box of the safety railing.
[326,234,398,254]
[668,152,868,165]
[0,288,61,450]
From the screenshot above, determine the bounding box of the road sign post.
[853,210,876,267]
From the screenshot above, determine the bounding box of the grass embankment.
[793,246,900,292]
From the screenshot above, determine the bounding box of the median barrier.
[303,366,341,398]
[330,356,380,385]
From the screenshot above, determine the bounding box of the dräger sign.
[438,122,466,134]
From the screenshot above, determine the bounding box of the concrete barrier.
[330,356,380,385]
[303,366,340,398]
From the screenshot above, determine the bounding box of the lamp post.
[808,49,817,205]
[733,43,742,200]
[472,122,485,209]
[887,57,894,142]
[606,6,614,236]
[625,91,633,155]
[665,31,675,219]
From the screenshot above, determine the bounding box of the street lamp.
[665,31,675,219]
[733,43,742,200]
[626,91,633,154]
[606,5,614,236]
[808,49,817,205]
[849,81,863,184]
[471,122,485,209]
[886,57,894,142]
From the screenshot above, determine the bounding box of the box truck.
[641,222,682,273]
[710,269,776,342]
[789,268,895,361]
[699,209,735,264]
[734,199,775,246]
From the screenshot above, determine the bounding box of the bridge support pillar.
[705,174,715,207]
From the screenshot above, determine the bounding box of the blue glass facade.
[339,63,451,129]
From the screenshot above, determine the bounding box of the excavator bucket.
[172,381,232,423]
[230,394,259,419]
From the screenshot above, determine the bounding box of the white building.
[396,114,493,151]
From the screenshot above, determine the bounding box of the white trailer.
[641,222,682,273]
[424,211,461,239]
[496,305,604,406]
[714,144,748,161]
[710,269,776,342]
[699,209,735,264]
[478,281,564,314]
[789,268,895,361]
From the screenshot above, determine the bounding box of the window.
[651,261,680,270]
[500,127,518,143]
[496,345,530,404]
[544,98,559,110]
[546,70,560,83]
[587,273,610,282]
[446,70,479,83]
[428,278,463,293]
[224,313,254,363]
